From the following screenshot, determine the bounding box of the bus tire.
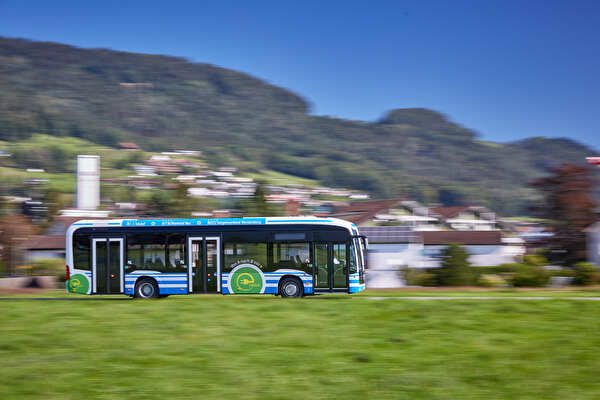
[279,278,303,298]
[134,278,159,299]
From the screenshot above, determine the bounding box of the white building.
[360,227,525,288]
[359,226,422,288]
[586,222,600,266]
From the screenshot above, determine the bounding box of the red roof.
[26,235,65,250]
[46,216,109,235]
[420,230,502,245]
[117,142,140,150]
[430,206,472,219]
[330,199,402,224]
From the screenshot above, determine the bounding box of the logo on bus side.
[67,274,90,294]
[228,260,265,294]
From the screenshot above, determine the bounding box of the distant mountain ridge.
[0,36,596,215]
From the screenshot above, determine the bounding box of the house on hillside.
[331,199,441,230]
[26,235,66,262]
[498,218,554,254]
[25,216,109,262]
[429,206,496,231]
[117,142,140,150]
[419,230,523,268]
[331,199,498,231]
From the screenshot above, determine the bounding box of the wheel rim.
[140,283,155,297]
[284,282,298,296]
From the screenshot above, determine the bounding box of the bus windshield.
[350,234,367,273]
[352,237,363,271]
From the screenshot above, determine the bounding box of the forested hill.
[0,36,596,215]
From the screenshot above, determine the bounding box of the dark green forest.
[0,37,596,215]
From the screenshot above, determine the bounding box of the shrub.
[476,274,507,287]
[402,268,437,286]
[435,244,474,286]
[572,262,600,286]
[416,272,437,287]
[401,267,419,286]
[472,266,497,275]
[523,254,549,267]
[32,258,66,281]
[511,266,550,287]
[495,263,524,274]
[548,268,576,277]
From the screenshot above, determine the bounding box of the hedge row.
[402,260,600,288]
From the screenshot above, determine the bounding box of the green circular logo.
[229,264,264,294]
[68,274,90,294]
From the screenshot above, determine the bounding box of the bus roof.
[68,216,356,232]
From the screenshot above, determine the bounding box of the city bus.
[65,216,367,298]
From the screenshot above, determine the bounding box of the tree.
[147,190,172,216]
[243,184,275,217]
[42,187,66,223]
[435,244,472,286]
[169,183,201,217]
[0,215,38,275]
[530,163,597,266]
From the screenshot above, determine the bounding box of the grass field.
[2,293,600,399]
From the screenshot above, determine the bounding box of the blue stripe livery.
[121,217,266,227]
[122,270,358,296]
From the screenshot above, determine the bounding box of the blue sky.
[1,0,599,150]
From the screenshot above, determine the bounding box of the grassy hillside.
[1,37,597,215]
[2,294,600,399]
[0,135,140,197]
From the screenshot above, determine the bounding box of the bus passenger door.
[332,243,349,291]
[188,237,221,293]
[313,242,349,292]
[92,238,124,294]
[313,242,329,290]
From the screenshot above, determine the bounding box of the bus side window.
[73,234,91,271]
[273,242,311,274]
[167,233,186,272]
[127,233,168,273]
[223,242,268,271]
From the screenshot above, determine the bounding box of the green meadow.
[1,293,600,399]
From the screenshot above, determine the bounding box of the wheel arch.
[134,276,159,294]
[277,274,304,296]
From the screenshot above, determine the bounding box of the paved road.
[366,296,600,300]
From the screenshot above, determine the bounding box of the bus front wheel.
[135,278,159,299]
[279,278,303,298]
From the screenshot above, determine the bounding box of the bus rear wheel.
[135,278,159,299]
[279,278,303,298]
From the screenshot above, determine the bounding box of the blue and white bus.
[65,217,367,298]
